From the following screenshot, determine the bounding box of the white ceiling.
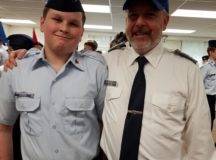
[0,0,216,38]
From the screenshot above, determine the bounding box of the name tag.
[104,80,118,87]
[14,92,34,98]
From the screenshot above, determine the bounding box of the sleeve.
[0,71,19,126]
[200,65,208,83]
[183,65,215,160]
[94,63,108,121]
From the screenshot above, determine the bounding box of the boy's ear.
[40,17,45,32]
[79,28,84,42]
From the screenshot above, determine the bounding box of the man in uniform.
[202,55,209,65]
[0,0,107,159]
[83,40,98,52]
[101,0,215,160]
[200,40,216,130]
[0,38,8,66]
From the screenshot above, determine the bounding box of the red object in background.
[32,28,38,44]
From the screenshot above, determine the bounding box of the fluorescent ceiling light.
[172,9,216,19]
[0,18,36,24]
[82,4,110,13]
[84,24,112,30]
[163,29,196,34]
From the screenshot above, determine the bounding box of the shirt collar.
[68,51,86,71]
[31,50,86,71]
[31,49,46,70]
[127,41,164,68]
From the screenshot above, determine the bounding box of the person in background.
[7,34,34,52]
[82,40,98,52]
[101,0,215,160]
[200,40,216,131]
[108,32,127,52]
[0,0,107,160]
[202,55,209,65]
[0,38,8,66]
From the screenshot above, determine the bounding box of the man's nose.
[135,16,146,26]
[59,22,69,32]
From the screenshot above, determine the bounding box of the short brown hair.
[42,7,86,26]
[207,47,216,55]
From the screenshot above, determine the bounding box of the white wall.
[3,24,211,66]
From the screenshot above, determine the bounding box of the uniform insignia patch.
[104,80,118,87]
[14,92,34,98]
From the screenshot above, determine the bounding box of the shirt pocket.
[105,86,122,100]
[61,98,94,135]
[151,93,186,113]
[150,93,186,137]
[104,86,122,123]
[16,97,42,136]
[151,93,186,127]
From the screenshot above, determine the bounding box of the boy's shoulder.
[77,51,106,66]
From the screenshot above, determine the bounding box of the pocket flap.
[16,98,40,112]
[64,98,94,111]
[106,87,122,100]
[152,93,185,112]
[152,93,170,109]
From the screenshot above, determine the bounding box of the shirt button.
[52,125,56,129]
[55,149,59,153]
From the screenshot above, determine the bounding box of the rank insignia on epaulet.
[173,49,197,64]
[104,80,118,87]
[108,42,126,52]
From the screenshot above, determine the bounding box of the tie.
[119,56,148,160]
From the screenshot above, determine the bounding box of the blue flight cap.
[7,34,34,50]
[45,0,84,12]
[123,0,169,13]
[208,40,216,48]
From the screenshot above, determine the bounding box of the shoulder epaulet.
[172,49,197,64]
[108,42,126,52]
[80,51,106,65]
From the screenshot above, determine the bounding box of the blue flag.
[0,22,7,44]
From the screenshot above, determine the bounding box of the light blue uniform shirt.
[0,50,108,160]
[200,59,216,95]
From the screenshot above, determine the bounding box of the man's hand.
[4,49,27,71]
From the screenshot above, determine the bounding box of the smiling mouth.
[54,34,72,39]
[133,31,150,37]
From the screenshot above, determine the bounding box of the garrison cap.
[45,0,84,12]
[123,0,169,13]
[208,40,216,48]
[7,34,34,50]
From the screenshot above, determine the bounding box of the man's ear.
[162,13,169,31]
[79,27,84,42]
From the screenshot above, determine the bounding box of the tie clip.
[128,109,143,115]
